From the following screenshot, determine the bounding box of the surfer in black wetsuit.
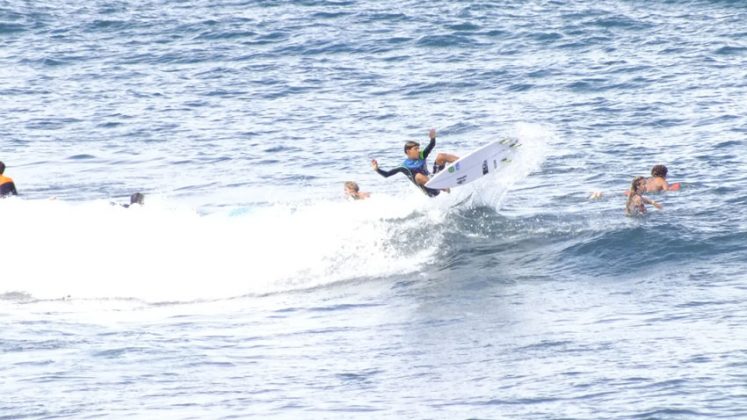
[371,128,459,197]
[114,192,145,208]
[0,161,18,198]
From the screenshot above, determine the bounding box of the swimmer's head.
[404,141,420,159]
[0,161,5,175]
[631,176,646,193]
[651,165,668,178]
[344,181,360,194]
[130,192,144,205]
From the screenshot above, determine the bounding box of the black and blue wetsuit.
[376,137,442,197]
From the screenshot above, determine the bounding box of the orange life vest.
[0,174,16,196]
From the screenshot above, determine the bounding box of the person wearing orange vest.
[0,161,18,197]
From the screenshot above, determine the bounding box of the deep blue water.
[2,0,747,418]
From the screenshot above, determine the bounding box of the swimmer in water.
[113,192,145,208]
[344,181,370,200]
[626,176,662,216]
[591,164,679,200]
[645,164,677,192]
[0,161,18,197]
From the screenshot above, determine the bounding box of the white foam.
[455,123,551,209]
[0,130,546,303]
[0,194,437,302]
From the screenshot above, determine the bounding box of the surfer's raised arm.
[421,128,437,159]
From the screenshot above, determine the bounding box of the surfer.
[115,192,145,208]
[344,181,370,200]
[626,176,662,216]
[646,164,677,192]
[130,192,144,206]
[0,161,18,197]
[370,128,459,197]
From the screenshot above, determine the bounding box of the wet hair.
[626,176,646,212]
[404,141,420,154]
[651,164,668,178]
[130,192,144,205]
[344,181,359,192]
[0,161,5,174]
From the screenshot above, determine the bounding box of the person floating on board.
[344,181,370,200]
[370,128,459,197]
[645,164,679,192]
[626,176,662,216]
[0,161,18,198]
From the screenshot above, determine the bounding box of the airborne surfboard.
[425,139,520,190]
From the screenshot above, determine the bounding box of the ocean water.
[2,0,747,418]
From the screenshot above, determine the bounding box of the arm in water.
[641,196,663,209]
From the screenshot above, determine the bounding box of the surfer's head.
[651,165,668,178]
[0,161,5,175]
[130,192,145,205]
[404,141,420,159]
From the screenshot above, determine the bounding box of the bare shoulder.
[646,177,666,192]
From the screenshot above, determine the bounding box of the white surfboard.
[425,138,520,190]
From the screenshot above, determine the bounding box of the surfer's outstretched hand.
[371,159,379,170]
[429,128,436,139]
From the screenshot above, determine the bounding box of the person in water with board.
[370,128,459,197]
[344,181,370,200]
[626,176,662,216]
[0,161,18,198]
[590,164,680,200]
[645,164,679,192]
